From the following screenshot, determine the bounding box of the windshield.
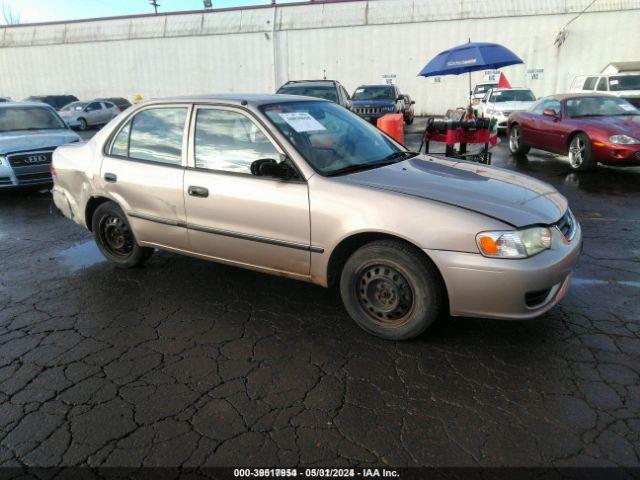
[352,86,395,101]
[609,75,640,92]
[0,106,67,132]
[566,96,640,117]
[278,86,338,103]
[474,83,497,95]
[260,101,407,176]
[61,102,87,111]
[490,90,535,102]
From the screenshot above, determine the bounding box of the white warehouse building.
[0,0,639,115]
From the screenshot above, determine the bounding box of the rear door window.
[583,77,598,90]
[111,107,188,165]
[596,77,608,91]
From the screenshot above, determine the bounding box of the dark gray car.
[276,80,352,109]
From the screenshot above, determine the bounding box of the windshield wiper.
[327,151,418,177]
[383,151,419,162]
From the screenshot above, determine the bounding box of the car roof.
[0,101,57,109]
[356,84,395,88]
[490,87,531,91]
[545,93,619,101]
[139,94,330,107]
[279,81,338,88]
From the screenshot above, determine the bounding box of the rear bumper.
[426,222,582,320]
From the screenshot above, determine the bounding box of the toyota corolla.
[52,95,581,340]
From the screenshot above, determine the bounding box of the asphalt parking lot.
[0,120,639,468]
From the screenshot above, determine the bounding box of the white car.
[478,88,536,130]
[471,82,498,105]
[570,73,640,109]
[58,100,119,130]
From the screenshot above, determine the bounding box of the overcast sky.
[0,0,300,24]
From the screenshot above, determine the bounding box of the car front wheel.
[508,124,530,155]
[78,118,88,131]
[339,240,444,340]
[92,201,154,268]
[568,133,596,171]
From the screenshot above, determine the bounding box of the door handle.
[188,186,209,198]
[104,173,117,183]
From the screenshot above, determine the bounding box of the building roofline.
[0,0,366,29]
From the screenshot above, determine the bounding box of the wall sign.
[526,68,544,80]
[431,76,444,84]
[382,74,397,85]
[483,70,501,82]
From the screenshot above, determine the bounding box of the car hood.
[0,129,81,155]
[339,156,567,227]
[578,115,640,133]
[492,101,534,111]
[351,99,396,107]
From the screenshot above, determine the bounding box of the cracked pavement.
[0,122,639,468]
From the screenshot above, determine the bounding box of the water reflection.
[58,240,105,271]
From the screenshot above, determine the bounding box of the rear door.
[101,104,191,251]
[85,102,103,125]
[183,105,311,278]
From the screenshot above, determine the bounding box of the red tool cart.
[418,117,498,164]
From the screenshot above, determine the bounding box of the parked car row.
[275,80,415,125]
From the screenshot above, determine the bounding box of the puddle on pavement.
[58,240,106,271]
[572,278,640,289]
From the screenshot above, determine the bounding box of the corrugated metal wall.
[1,0,639,114]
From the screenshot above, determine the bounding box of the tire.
[568,133,596,171]
[508,124,530,155]
[339,240,444,340]
[92,201,154,268]
[78,118,88,131]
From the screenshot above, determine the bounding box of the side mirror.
[250,157,297,180]
[397,96,404,102]
[410,100,416,105]
[543,108,559,117]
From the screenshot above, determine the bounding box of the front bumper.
[0,164,52,189]
[593,142,640,166]
[426,221,582,320]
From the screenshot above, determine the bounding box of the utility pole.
[150,0,160,14]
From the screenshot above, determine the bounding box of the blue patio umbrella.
[418,41,524,104]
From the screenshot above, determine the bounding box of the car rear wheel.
[78,118,88,131]
[92,201,154,268]
[508,124,530,155]
[568,133,596,171]
[339,240,444,340]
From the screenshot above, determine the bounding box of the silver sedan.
[58,100,119,130]
[52,95,581,340]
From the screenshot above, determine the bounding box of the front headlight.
[0,156,6,166]
[609,134,640,145]
[476,227,552,259]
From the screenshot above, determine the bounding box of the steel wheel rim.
[569,137,585,168]
[99,215,134,257]
[509,128,520,151]
[356,263,414,327]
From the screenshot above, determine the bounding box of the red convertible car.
[507,93,640,171]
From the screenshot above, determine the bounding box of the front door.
[183,106,311,278]
[101,105,191,251]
